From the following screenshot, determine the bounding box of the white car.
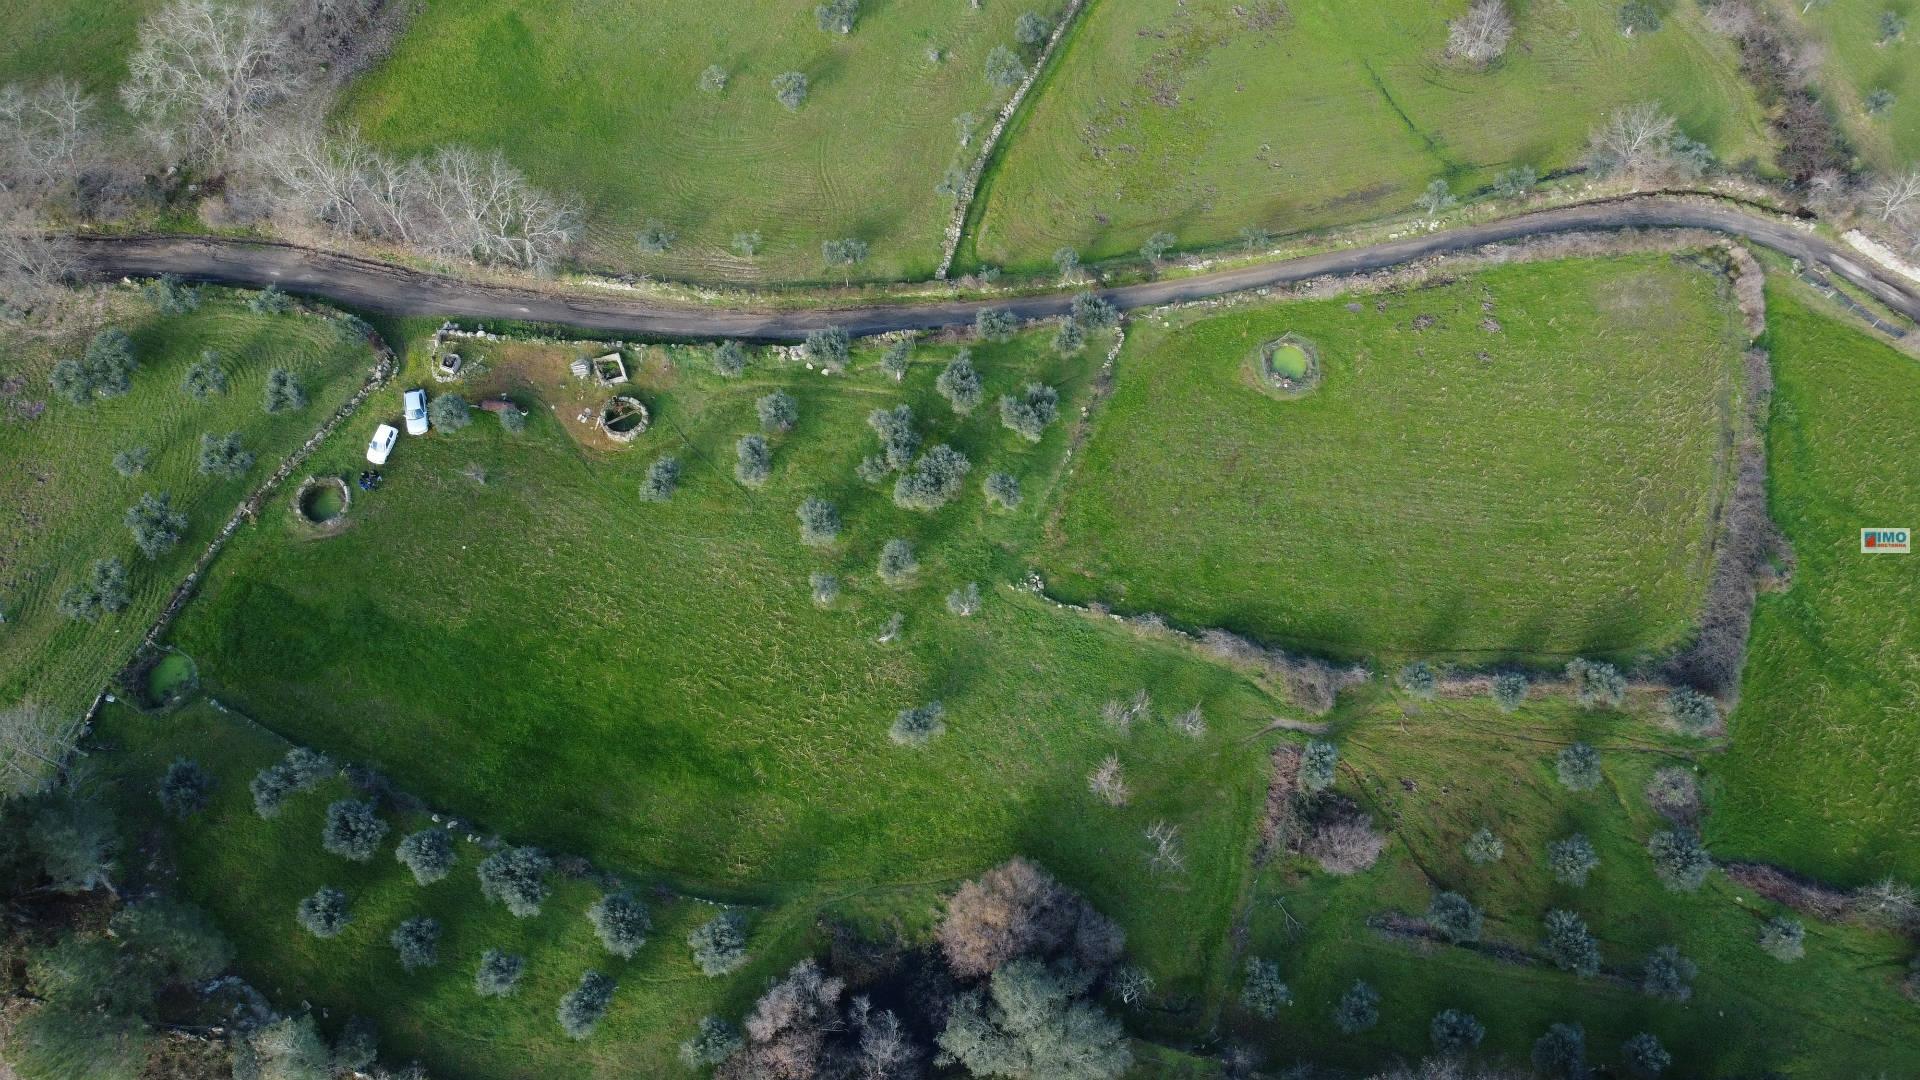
[402,388,429,435]
[366,423,399,465]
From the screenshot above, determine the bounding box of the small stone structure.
[291,475,353,533]
[1253,332,1322,396]
[433,351,464,382]
[598,396,650,442]
[592,352,629,387]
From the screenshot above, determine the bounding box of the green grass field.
[966,0,1772,271]
[1709,285,1920,885]
[1793,0,1920,170]
[1040,255,1747,663]
[336,0,1058,283]
[146,326,1288,1073]
[1231,687,1920,1076]
[0,0,156,92]
[0,291,373,728]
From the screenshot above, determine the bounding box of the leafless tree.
[0,195,79,329]
[1172,704,1206,738]
[1145,820,1186,875]
[0,80,101,199]
[1087,755,1129,807]
[1853,876,1918,929]
[1586,102,1679,179]
[1446,0,1514,65]
[1306,816,1385,875]
[1110,965,1154,1006]
[1866,168,1920,223]
[121,0,304,166]
[849,998,919,1080]
[0,702,84,798]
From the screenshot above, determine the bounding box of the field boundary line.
[935,0,1092,279]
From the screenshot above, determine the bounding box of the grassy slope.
[1230,687,1920,1077]
[1792,0,1920,170]
[337,0,1053,284]
[0,293,372,720]
[1040,255,1745,664]
[1710,286,1920,884]
[151,330,1278,1074]
[969,0,1772,270]
[0,0,156,92]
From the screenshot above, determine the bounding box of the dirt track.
[71,196,1920,341]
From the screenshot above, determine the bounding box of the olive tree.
[1491,671,1528,711]
[1052,317,1085,355]
[635,220,675,254]
[797,498,840,546]
[156,758,213,819]
[263,368,306,413]
[984,471,1021,510]
[757,389,798,433]
[196,431,253,477]
[1396,660,1436,698]
[984,45,1027,89]
[1663,687,1718,733]
[112,447,151,477]
[1300,739,1338,793]
[1647,829,1711,891]
[390,916,441,971]
[999,383,1059,441]
[889,700,945,746]
[772,71,809,109]
[947,581,982,616]
[296,886,351,938]
[477,846,552,917]
[321,799,390,862]
[180,350,227,400]
[975,307,1017,341]
[474,948,525,997]
[936,958,1131,1080]
[588,891,651,958]
[1446,0,1513,65]
[1139,231,1176,262]
[1333,979,1380,1034]
[1464,826,1504,864]
[639,456,680,502]
[126,491,188,558]
[1639,944,1696,1002]
[816,0,858,34]
[893,444,971,510]
[394,828,456,886]
[1015,11,1052,46]
[27,795,117,892]
[1547,833,1599,886]
[868,404,919,468]
[1541,910,1599,976]
[880,338,912,380]
[1426,891,1483,943]
[1532,1022,1587,1078]
[821,241,867,286]
[1554,742,1602,791]
[687,912,749,976]
[736,434,772,487]
[936,350,983,413]
[1623,1031,1671,1077]
[1239,957,1290,1018]
[1071,291,1120,329]
[809,572,839,606]
[712,339,747,377]
[878,537,917,584]
[58,558,132,622]
[1430,1008,1485,1055]
[679,1016,742,1069]
[1758,915,1804,962]
[556,970,615,1040]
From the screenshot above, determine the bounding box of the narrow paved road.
[72,196,1920,341]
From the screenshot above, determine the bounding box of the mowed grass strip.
[969,0,1770,270]
[1040,255,1746,663]
[1710,286,1920,884]
[1233,688,1920,1076]
[337,0,1057,283]
[0,293,373,719]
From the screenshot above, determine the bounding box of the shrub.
[1239,957,1290,1018]
[1140,231,1176,262]
[1087,755,1129,806]
[1532,1022,1586,1078]
[1619,0,1662,34]
[881,338,912,380]
[713,340,747,377]
[126,492,188,559]
[772,71,808,109]
[1015,10,1051,45]
[947,582,981,616]
[58,558,132,622]
[868,404,920,468]
[1426,891,1482,943]
[758,389,798,433]
[889,700,945,746]
[1647,829,1711,891]
[1493,164,1538,197]
[244,1016,327,1080]
[1548,833,1600,887]
[1071,292,1120,329]
[1554,742,1602,791]
[1664,687,1718,733]
[1758,915,1805,962]
[321,799,390,862]
[893,444,971,509]
[975,307,1016,341]
[180,351,227,400]
[735,434,772,487]
[1566,658,1626,708]
[816,0,858,33]
[1333,979,1380,1034]
[984,471,1022,510]
[1397,660,1436,698]
[111,447,151,477]
[394,829,456,886]
[984,45,1026,89]
[999,383,1059,441]
[635,220,675,253]
[797,498,840,546]
[249,764,298,818]
[639,457,680,502]
[284,747,334,787]
[1430,1008,1485,1054]
[1623,1031,1671,1077]
[296,886,351,938]
[263,368,306,413]
[679,1016,743,1069]
[1866,88,1896,116]
[688,912,749,976]
[1640,944,1697,1002]
[805,326,850,372]
[1299,739,1338,792]
[936,857,1124,977]
[1052,317,1085,355]
[429,393,471,431]
[474,949,525,997]
[877,538,917,584]
[732,230,761,255]
[477,847,552,917]
[1463,826,1504,865]
[1052,246,1080,279]
[1645,766,1700,821]
[499,405,527,433]
[196,431,254,478]
[143,274,200,313]
[936,350,983,413]
[156,759,213,819]
[331,1015,379,1073]
[1307,816,1384,875]
[699,65,729,92]
[557,971,616,1040]
[584,891,651,959]
[247,285,292,313]
[390,916,440,971]
[89,330,139,397]
[1541,910,1600,976]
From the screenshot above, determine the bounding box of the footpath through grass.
[338,0,1058,284]
[969,0,1770,271]
[152,326,1281,1074]
[1041,255,1747,664]
[1710,286,1920,884]
[0,291,373,725]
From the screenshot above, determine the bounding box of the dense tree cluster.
[50,329,139,405]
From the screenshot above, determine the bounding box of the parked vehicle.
[366,424,399,465]
[403,388,429,435]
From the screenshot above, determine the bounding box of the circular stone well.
[1252,332,1322,396]
[599,396,651,443]
[293,475,352,530]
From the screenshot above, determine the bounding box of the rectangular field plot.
[1039,255,1749,663]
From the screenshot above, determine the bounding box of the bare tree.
[1,702,84,798]
[1087,755,1129,806]
[1145,820,1186,874]
[1447,0,1514,65]
[121,0,303,166]
[0,80,101,199]
[1866,168,1920,223]
[1586,102,1681,180]
[0,197,79,327]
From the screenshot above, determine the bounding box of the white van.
[366,424,399,465]
[403,388,429,435]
